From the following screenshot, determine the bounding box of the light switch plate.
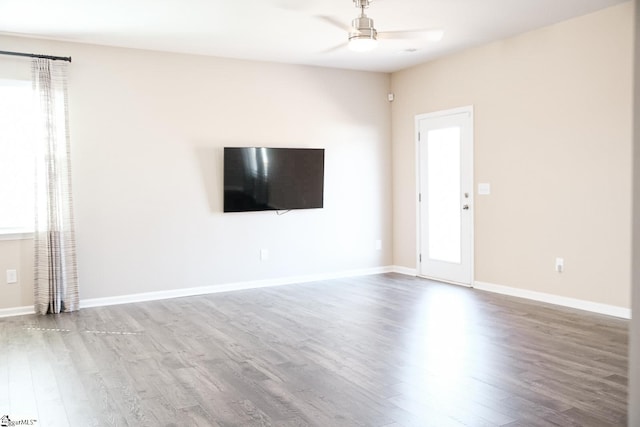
[6,269,17,284]
[478,183,491,195]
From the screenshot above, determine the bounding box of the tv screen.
[224,147,325,213]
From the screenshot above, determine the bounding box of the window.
[0,79,35,236]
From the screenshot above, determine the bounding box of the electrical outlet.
[6,269,17,284]
[375,240,382,250]
[555,258,564,273]
[260,249,269,261]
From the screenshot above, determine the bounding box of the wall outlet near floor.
[260,249,269,261]
[555,258,564,273]
[375,240,382,250]
[6,269,17,284]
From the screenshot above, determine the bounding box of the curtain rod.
[0,50,71,62]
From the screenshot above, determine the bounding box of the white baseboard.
[474,280,631,319]
[391,266,418,276]
[0,305,35,318]
[81,265,396,309]
[3,270,628,320]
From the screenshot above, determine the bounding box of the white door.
[417,106,473,286]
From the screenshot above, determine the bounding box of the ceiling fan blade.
[320,42,348,54]
[377,29,444,42]
[316,15,353,32]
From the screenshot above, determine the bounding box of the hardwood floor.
[0,273,628,426]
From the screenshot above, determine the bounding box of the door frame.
[415,105,474,286]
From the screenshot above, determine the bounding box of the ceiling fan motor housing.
[353,0,371,8]
[350,15,377,41]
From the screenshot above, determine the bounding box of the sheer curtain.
[32,58,79,315]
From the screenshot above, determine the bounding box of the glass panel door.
[417,107,473,285]
[427,127,461,264]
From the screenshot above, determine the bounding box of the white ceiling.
[0,0,629,73]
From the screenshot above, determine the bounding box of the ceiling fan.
[320,0,444,53]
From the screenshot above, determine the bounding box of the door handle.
[462,205,470,210]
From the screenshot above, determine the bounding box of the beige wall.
[391,3,633,307]
[0,3,633,312]
[630,0,639,424]
[0,36,392,304]
[0,239,34,309]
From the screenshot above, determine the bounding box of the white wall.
[0,36,392,305]
[391,3,633,309]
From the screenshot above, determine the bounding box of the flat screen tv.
[224,147,325,213]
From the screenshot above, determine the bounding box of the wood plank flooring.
[0,273,629,426]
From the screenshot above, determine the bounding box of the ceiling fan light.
[348,36,378,52]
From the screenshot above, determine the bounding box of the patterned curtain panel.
[32,58,79,315]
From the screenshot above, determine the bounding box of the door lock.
[462,205,470,210]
